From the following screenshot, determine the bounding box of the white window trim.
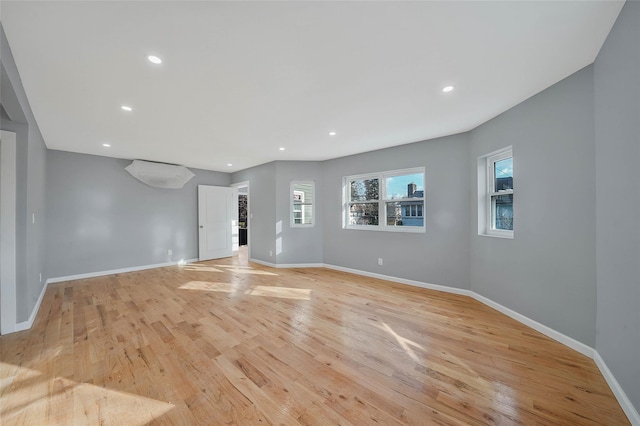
[290,180,315,227]
[478,146,513,239]
[343,167,425,233]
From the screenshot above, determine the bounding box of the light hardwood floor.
[0,251,629,425]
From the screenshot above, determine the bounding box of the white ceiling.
[1,1,624,173]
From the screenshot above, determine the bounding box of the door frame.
[230,181,250,260]
[1,130,17,335]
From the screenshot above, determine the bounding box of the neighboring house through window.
[291,181,314,226]
[344,167,425,232]
[478,147,513,238]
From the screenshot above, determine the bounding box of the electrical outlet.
[39,272,42,282]
[32,213,35,224]
[168,249,173,256]
[378,258,383,266]
[269,250,273,257]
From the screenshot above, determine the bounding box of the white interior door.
[198,185,233,261]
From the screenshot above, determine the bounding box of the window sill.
[479,232,514,239]
[344,226,425,234]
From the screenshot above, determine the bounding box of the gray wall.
[232,162,277,263]
[1,23,48,323]
[322,134,471,289]
[594,0,640,411]
[46,150,230,278]
[470,65,597,347]
[275,161,324,265]
[232,161,324,266]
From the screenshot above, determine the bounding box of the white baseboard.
[47,258,199,284]
[15,278,49,332]
[323,263,472,297]
[470,292,594,358]
[275,262,324,269]
[594,352,640,425]
[249,258,277,268]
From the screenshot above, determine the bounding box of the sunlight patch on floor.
[181,266,225,273]
[439,352,517,418]
[216,265,254,270]
[223,268,278,276]
[247,286,311,300]
[0,362,174,425]
[183,264,277,276]
[378,322,425,363]
[179,281,311,300]
[180,281,235,293]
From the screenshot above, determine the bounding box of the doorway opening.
[231,182,250,261]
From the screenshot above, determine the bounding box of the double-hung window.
[344,167,425,232]
[291,181,314,226]
[480,147,513,237]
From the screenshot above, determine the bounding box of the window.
[291,181,314,226]
[344,168,425,232]
[405,204,423,217]
[479,147,513,238]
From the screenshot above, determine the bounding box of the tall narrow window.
[491,155,513,231]
[479,147,513,237]
[291,181,314,226]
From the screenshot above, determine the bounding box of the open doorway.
[231,182,250,261]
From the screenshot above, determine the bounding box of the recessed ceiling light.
[102,143,111,148]
[329,132,336,136]
[148,55,162,64]
[442,86,454,93]
[279,147,285,151]
[227,163,233,167]
[121,105,133,111]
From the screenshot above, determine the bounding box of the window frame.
[480,147,513,238]
[290,180,315,227]
[343,167,425,233]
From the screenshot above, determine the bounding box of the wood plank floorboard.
[0,250,629,425]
